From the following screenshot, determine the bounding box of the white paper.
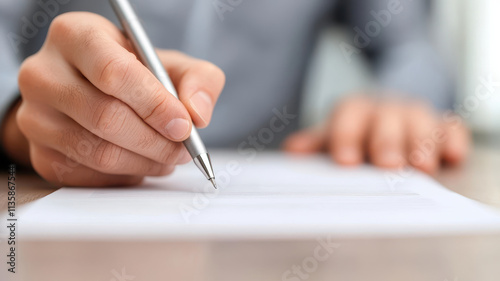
[15,151,500,240]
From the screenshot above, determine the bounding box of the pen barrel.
[184,128,208,158]
[109,0,208,159]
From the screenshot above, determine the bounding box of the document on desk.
[17,151,500,239]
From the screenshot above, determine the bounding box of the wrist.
[1,100,31,167]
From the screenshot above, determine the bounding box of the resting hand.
[284,96,469,174]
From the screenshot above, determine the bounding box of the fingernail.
[165,118,190,141]
[189,91,213,125]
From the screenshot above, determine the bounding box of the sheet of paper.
[16,151,500,240]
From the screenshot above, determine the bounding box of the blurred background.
[2,0,498,146]
[301,0,500,141]
[2,2,500,281]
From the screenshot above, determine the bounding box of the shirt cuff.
[374,41,455,110]
[0,74,20,125]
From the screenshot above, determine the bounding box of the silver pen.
[109,0,217,188]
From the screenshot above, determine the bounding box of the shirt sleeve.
[0,1,27,130]
[343,0,454,110]
[0,1,33,161]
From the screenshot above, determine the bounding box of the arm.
[284,0,469,173]
[343,0,454,109]
[0,2,30,166]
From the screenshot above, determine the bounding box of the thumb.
[282,125,327,153]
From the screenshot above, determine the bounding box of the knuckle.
[58,128,88,159]
[18,56,41,97]
[48,14,75,40]
[79,26,106,50]
[55,83,86,109]
[93,142,122,171]
[49,13,103,45]
[19,55,61,103]
[143,90,169,121]
[92,99,128,137]
[15,102,32,137]
[136,131,159,151]
[97,53,136,94]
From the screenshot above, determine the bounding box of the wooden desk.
[2,146,500,281]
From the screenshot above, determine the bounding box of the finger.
[406,103,440,174]
[17,102,176,177]
[47,12,134,52]
[50,13,193,142]
[282,125,327,153]
[176,147,193,165]
[158,50,225,128]
[442,114,470,165]
[19,55,189,166]
[328,96,374,165]
[29,143,143,187]
[368,102,406,168]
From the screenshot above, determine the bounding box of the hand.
[15,12,225,186]
[283,96,470,174]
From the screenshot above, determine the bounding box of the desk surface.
[2,146,500,281]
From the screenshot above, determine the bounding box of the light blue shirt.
[0,0,453,150]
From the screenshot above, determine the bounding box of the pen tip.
[210,178,217,189]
